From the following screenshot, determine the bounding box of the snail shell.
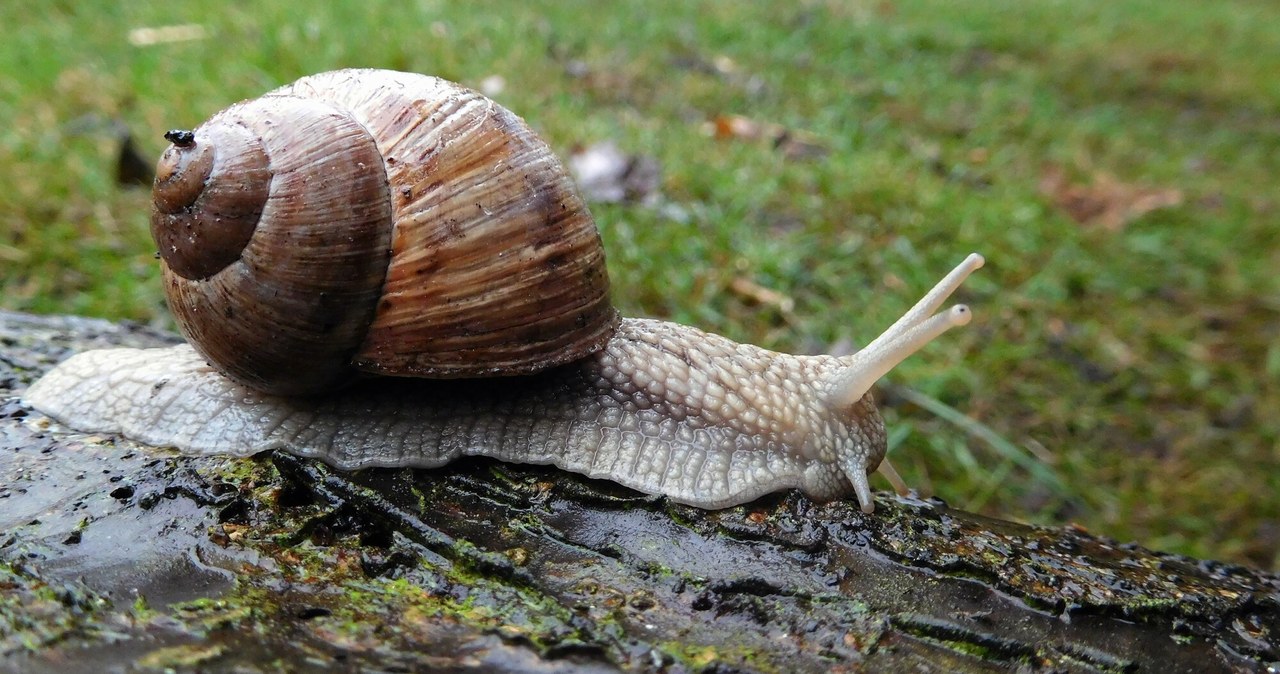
[151,69,617,396]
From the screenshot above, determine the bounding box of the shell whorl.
[150,69,617,396]
[156,95,394,395]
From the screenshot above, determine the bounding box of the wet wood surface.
[2,310,1277,673]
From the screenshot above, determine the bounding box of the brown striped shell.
[150,69,617,396]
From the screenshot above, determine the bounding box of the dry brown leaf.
[116,131,153,188]
[728,277,795,314]
[707,114,829,160]
[1039,165,1183,231]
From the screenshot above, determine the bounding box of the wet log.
[1,309,1277,673]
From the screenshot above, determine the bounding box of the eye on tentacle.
[824,253,985,513]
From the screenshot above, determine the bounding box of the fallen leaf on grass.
[728,277,796,314]
[1039,165,1183,231]
[707,114,829,160]
[0,244,24,263]
[568,141,661,204]
[478,74,506,97]
[116,131,153,188]
[128,24,207,46]
[66,115,154,189]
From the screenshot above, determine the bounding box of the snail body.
[24,69,983,513]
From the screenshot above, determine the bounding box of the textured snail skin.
[25,319,884,509]
[25,254,983,513]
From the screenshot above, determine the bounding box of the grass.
[2,1,1277,569]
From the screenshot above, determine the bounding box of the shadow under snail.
[24,68,984,514]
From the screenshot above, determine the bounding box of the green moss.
[657,642,773,672]
[136,643,227,669]
[0,561,111,654]
[129,595,157,623]
[170,591,275,632]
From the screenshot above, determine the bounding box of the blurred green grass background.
[2,1,1277,569]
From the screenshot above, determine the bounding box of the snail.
[24,69,984,514]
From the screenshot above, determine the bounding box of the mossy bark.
[1,310,1277,673]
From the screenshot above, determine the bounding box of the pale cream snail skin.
[23,69,984,514]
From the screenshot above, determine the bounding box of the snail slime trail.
[24,68,984,514]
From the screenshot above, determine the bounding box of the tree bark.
[1,309,1277,673]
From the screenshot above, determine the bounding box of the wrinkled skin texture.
[25,318,887,509]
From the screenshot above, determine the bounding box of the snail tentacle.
[875,457,910,497]
[824,254,983,411]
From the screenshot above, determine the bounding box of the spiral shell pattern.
[150,69,617,395]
